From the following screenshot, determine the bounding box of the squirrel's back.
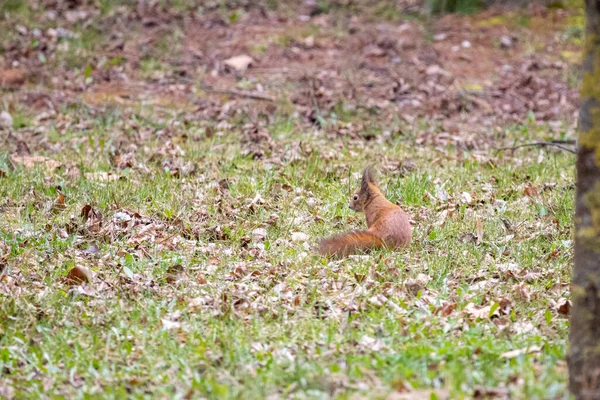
[369,206,412,248]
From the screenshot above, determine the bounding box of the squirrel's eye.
[353,195,358,200]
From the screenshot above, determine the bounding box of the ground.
[0,1,580,399]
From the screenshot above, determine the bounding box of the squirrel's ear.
[361,167,375,192]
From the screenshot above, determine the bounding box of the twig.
[199,84,275,102]
[496,141,577,154]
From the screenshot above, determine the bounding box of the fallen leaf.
[473,385,509,398]
[476,216,483,244]
[165,264,184,283]
[0,111,13,128]
[460,191,472,204]
[50,191,66,214]
[252,228,267,242]
[435,303,457,317]
[291,232,309,242]
[81,244,100,256]
[0,68,27,87]
[514,282,531,302]
[224,55,253,72]
[416,273,432,284]
[387,389,450,400]
[0,383,15,399]
[500,345,542,359]
[81,204,102,233]
[359,335,386,352]
[523,183,539,197]
[11,155,61,171]
[65,266,92,285]
[85,172,121,182]
[303,35,315,48]
[161,319,181,330]
[405,279,424,296]
[426,64,451,77]
[464,302,494,319]
[556,298,571,315]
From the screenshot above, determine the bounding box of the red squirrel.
[319,168,412,258]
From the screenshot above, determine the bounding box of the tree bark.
[569,1,600,399]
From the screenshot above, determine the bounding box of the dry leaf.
[81,244,100,256]
[405,279,425,296]
[435,303,457,317]
[473,385,509,398]
[500,345,542,359]
[387,389,450,400]
[161,319,182,330]
[224,55,253,72]
[11,155,61,171]
[51,191,66,214]
[476,216,483,244]
[252,228,267,242]
[85,172,121,182]
[291,232,309,242]
[426,64,451,77]
[556,298,571,315]
[0,68,27,87]
[460,191,472,204]
[523,183,539,197]
[464,302,494,319]
[514,282,531,302]
[166,264,184,283]
[65,266,92,285]
[81,204,102,234]
[0,111,13,128]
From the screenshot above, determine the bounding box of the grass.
[0,107,574,398]
[0,0,578,398]
[427,0,483,15]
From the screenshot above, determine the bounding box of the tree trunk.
[569,1,600,399]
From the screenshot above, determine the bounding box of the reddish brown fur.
[319,231,384,258]
[319,168,412,258]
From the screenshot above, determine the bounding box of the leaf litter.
[0,1,578,398]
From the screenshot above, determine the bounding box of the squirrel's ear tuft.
[361,167,376,192]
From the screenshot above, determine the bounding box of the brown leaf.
[464,302,493,320]
[523,183,539,197]
[390,379,413,393]
[404,279,424,296]
[435,303,457,317]
[473,385,509,398]
[165,264,184,283]
[65,266,92,285]
[476,216,483,244]
[0,68,27,87]
[81,204,102,234]
[514,282,531,302]
[51,191,66,214]
[556,298,571,315]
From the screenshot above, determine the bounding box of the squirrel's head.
[349,167,378,212]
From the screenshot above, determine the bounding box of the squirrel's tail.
[319,231,384,258]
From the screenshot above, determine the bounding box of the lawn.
[0,1,579,399]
